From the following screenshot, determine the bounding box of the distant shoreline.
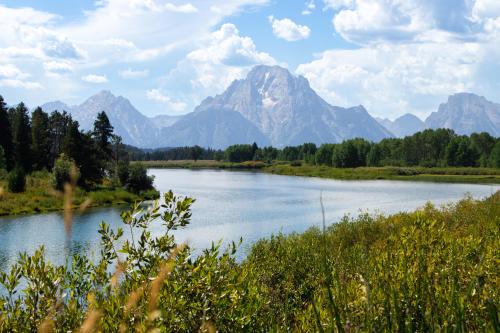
[136,160,500,184]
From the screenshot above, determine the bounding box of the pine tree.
[93,111,114,161]
[10,103,32,171]
[48,111,72,164]
[0,95,13,170]
[31,107,51,170]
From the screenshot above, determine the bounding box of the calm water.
[0,169,498,270]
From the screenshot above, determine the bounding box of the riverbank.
[137,160,500,184]
[0,171,159,216]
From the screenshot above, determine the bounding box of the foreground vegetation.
[1,190,498,331]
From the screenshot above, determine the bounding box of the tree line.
[0,95,153,193]
[131,128,500,168]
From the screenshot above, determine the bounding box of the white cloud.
[43,61,73,75]
[155,22,279,113]
[164,3,199,13]
[119,68,150,79]
[81,74,108,83]
[183,23,277,91]
[0,64,30,79]
[130,1,198,13]
[268,16,311,41]
[0,61,43,91]
[147,89,187,112]
[296,42,487,118]
[0,79,43,90]
[302,0,316,15]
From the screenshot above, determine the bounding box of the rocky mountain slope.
[425,93,500,136]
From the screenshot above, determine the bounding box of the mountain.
[190,65,392,147]
[42,91,161,147]
[377,113,425,137]
[150,114,182,129]
[425,93,500,136]
[159,108,270,148]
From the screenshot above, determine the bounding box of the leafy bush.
[115,160,130,186]
[52,154,80,191]
[126,163,154,193]
[7,166,26,193]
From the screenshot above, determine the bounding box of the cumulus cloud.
[0,65,43,89]
[147,89,187,112]
[268,16,311,41]
[155,22,278,113]
[184,23,276,91]
[0,64,30,80]
[119,68,150,79]
[81,74,108,83]
[296,42,486,118]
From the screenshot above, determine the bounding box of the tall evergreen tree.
[93,111,114,161]
[10,103,32,171]
[31,107,51,170]
[48,111,72,164]
[0,95,13,170]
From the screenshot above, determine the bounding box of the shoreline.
[137,160,500,184]
[0,173,159,217]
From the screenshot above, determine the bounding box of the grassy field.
[136,159,267,169]
[265,163,500,184]
[0,171,159,216]
[139,159,500,184]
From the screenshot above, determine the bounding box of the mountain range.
[40,65,500,148]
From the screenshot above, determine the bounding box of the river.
[0,168,498,270]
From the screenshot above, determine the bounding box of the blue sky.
[0,0,499,120]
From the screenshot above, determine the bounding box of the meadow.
[0,170,159,216]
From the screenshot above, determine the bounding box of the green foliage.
[490,141,500,168]
[125,163,154,193]
[10,103,32,172]
[52,154,80,191]
[315,144,335,166]
[7,165,26,193]
[0,146,5,170]
[225,144,255,162]
[190,145,203,162]
[0,191,498,331]
[245,192,500,331]
[0,95,13,170]
[93,111,114,161]
[31,107,51,171]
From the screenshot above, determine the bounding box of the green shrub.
[115,160,130,186]
[52,154,80,191]
[126,163,154,193]
[7,166,26,193]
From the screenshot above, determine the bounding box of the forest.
[131,129,500,168]
[0,95,154,197]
